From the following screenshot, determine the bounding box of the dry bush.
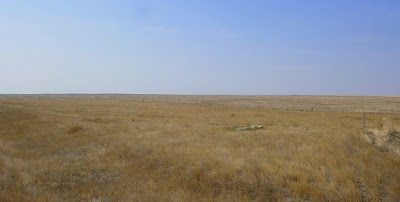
[0,95,400,201]
[364,125,400,155]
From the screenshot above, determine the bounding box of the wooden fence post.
[362,112,366,128]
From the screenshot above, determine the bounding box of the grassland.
[0,95,399,201]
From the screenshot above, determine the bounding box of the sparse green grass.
[0,95,399,201]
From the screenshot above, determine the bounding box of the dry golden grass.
[0,95,399,201]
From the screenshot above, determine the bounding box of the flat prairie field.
[0,95,400,201]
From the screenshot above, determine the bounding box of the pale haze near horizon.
[0,1,399,95]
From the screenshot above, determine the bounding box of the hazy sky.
[1,1,399,95]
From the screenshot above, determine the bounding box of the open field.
[5,94,400,113]
[0,95,400,201]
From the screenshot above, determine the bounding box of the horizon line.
[0,93,399,98]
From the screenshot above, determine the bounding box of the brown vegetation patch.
[388,129,400,146]
[67,126,84,134]
[84,117,116,124]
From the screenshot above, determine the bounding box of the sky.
[0,0,399,95]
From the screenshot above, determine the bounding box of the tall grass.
[0,96,399,201]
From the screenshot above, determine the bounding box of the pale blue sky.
[1,1,399,95]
